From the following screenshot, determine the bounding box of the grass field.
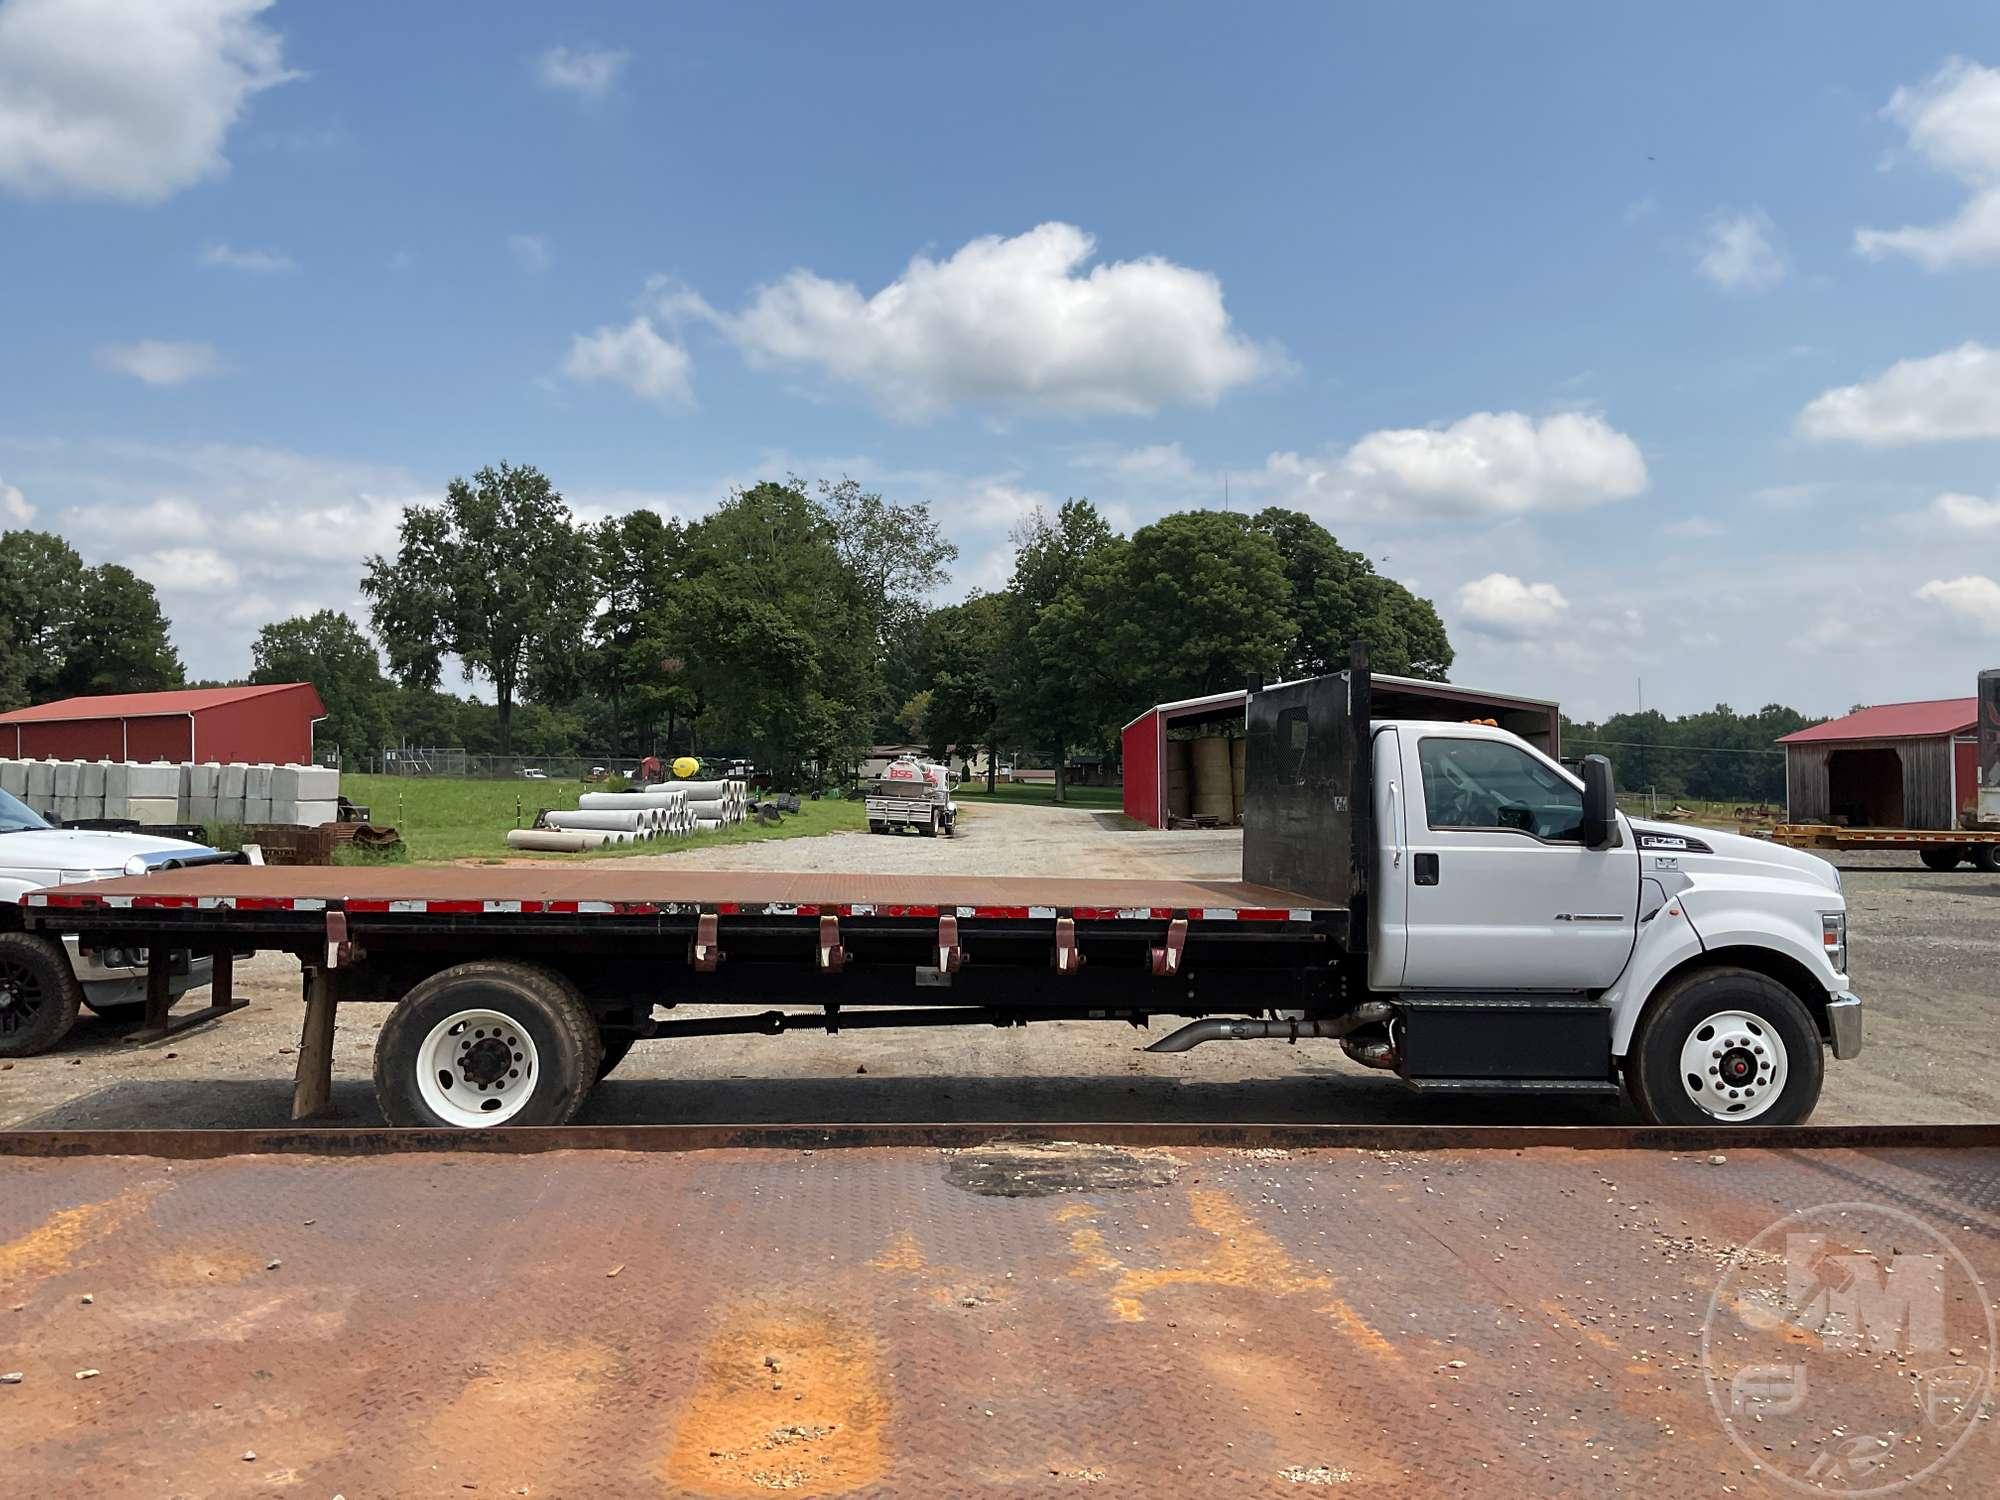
[340,774,864,863]
[954,781,1125,809]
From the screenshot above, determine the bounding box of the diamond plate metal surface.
[0,1142,1993,1497]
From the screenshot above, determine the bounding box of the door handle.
[1387,781,1403,867]
[1413,852,1439,886]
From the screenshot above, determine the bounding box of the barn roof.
[1777,697,1976,745]
[0,683,323,725]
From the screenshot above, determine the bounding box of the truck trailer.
[2,657,1862,1128]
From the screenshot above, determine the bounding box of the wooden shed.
[1778,698,1978,831]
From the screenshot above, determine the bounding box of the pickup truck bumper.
[63,936,212,1005]
[1826,990,1863,1060]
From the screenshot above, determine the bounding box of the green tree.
[250,610,393,764]
[917,592,1008,788]
[55,563,183,698]
[674,482,881,779]
[1249,508,1452,680]
[587,509,699,755]
[361,461,596,753]
[1113,511,1293,705]
[995,500,1128,802]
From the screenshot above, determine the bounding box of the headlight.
[1821,911,1848,975]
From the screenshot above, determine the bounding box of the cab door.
[1370,726,1409,988]
[1398,731,1639,990]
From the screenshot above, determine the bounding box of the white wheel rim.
[1677,1009,1788,1121]
[415,1008,539,1127]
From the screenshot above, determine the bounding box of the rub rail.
[0,1121,1995,1160]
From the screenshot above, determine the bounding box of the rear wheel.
[1971,845,2000,873]
[1627,965,1824,1126]
[373,961,601,1127]
[0,932,83,1058]
[1920,847,1965,871]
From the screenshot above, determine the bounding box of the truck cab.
[1361,717,1858,1122]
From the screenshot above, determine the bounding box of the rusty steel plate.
[38,865,1320,914]
[2,1140,1995,1496]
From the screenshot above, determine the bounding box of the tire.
[596,1033,635,1081]
[1971,845,2000,873]
[0,932,84,1058]
[868,820,886,834]
[1627,965,1824,1126]
[1920,847,1964,871]
[372,961,602,1128]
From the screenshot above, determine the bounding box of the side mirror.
[1580,754,1617,849]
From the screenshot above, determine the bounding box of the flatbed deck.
[25,867,1326,922]
[2,1126,1993,1496]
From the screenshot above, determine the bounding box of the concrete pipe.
[579,790,686,811]
[505,828,609,852]
[673,779,729,800]
[694,817,724,833]
[683,797,729,820]
[544,808,653,833]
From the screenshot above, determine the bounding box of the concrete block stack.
[0,757,341,829]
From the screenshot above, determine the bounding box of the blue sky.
[3,1,1999,720]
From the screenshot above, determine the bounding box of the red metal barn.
[0,684,328,763]
[1778,698,1978,829]
[1121,675,1562,829]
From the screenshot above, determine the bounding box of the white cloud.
[0,476,31,525]
[200,241,294,273]
[535,45,628,100]
[1933,492,2000,530]
[1696,209,1786,292]
[1856,58,2000,268]
[715,222,1280,420]
[1264,410,1647,519]
[132,545,238,591]
[1916,575,2000,629]
[0,0,295,202]
[1798,341,2000,444]
[96,339,224,386]
[1663,515,1724,539]
[1455,573,1571,639]
[562,317,693,405]
[508,233,552,273]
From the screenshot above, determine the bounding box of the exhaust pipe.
[1146,1001,1394,1054]
[1341,1036,1398,1070]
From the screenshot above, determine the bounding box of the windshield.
[0,788,52,834]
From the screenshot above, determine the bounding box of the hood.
[0,827,214,881]
[1629,818,1840,895]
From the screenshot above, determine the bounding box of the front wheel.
[1627,966,1824,1126]
[372,961,602,1127]
[0,932,83,1058]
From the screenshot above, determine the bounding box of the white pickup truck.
[0,787,218,1054]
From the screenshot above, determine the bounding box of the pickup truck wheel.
[1920,847,1964,871]
[373,961,601,1128]
[1628,966,1823,1126]
[0,932,84,1058]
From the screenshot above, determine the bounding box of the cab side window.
[1418,737,1585,842]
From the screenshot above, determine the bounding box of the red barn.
[0,684,328,764]
[1778,697,1978,830]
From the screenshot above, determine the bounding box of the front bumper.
[64,937,213,997]
[1825,990,1863,1060]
